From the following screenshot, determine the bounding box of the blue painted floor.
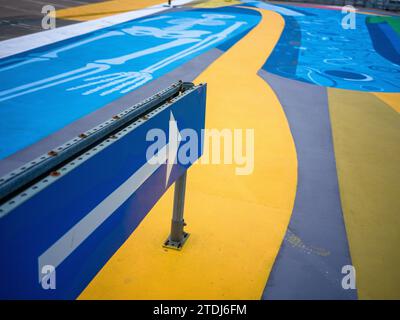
[0,6,260,160]
[264,7,400,92]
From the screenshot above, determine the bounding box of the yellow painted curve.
[328,89,400,299]
[56,0,165,21]
[192,0,241,8]
[79,9,297,299]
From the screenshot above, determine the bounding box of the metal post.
[163,171,190,250]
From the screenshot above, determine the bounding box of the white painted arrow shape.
[166,111,182,187]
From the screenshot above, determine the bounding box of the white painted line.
[0,0,194,59]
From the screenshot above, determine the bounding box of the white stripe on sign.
[38,144,167,281]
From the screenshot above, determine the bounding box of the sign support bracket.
[163,171,189,250]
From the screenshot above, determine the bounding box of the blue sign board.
[0,83,206,299]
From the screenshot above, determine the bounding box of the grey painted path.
[0,0,104,40]
[259,70,357,300]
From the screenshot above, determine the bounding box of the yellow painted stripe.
[373,92,400,114]
[79,9,297,299]
[56,0,165,21]
[328,88,400,299]
[192,0,241,8]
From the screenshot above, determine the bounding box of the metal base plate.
[163,232,190,250]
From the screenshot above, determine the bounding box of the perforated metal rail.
[0,81,194,205]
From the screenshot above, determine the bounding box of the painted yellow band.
[373,92,400,114]
[328,88,400,299]
[55,0,166,21]
[79,8,297,299]
[192,0,241,8]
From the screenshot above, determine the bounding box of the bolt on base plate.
[163,232,190,250]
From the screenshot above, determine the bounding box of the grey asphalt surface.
[0,0,104,41]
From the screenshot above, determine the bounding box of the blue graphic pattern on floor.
[0,7,260,160]
[263,7,400,92]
